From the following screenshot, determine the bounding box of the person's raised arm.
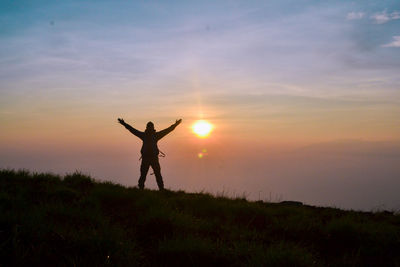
[157,119,182,140]
[117,118,144,139]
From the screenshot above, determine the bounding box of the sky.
[1,0,399,211]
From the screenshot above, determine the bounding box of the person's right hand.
[118,118,125,125]
[175,119,182,126]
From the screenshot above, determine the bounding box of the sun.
[192,120,213,138]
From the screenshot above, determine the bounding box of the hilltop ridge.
[1,169,399,266]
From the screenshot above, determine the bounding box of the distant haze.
[1,0,399,211]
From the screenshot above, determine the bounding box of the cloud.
[371,10,390,24]
[382,36,400,47]
[370,10,400,24]
[346,12,364,20]
[391,11,400,20]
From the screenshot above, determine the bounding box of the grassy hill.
[1,169,399,266]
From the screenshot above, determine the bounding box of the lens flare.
[197,148,208,159]
[192,120,213,138]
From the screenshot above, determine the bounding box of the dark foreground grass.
[1,169,399,266]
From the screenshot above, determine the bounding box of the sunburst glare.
[192,120,213,138]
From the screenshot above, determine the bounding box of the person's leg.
[150,157,164,190]
[138,158,150,189]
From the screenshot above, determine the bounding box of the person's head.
[145,121,155,133]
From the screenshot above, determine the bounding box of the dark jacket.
[122,123,177,157]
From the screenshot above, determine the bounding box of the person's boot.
[156,175,164,191]
[138,177,145,190]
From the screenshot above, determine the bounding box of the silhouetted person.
[118,118,182,190]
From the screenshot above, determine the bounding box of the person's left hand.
[118,118,125,125]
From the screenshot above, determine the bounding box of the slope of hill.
[1,169,399,266]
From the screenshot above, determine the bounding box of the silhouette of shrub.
[157,237,233,266]
[46,187,79,203]
[32,172,61,184]
[326,217,362,247]
[0,191,12,209]
[248,242,316,266]
[136,208,175,242]
[63,172,94,193]
[232,204,273,230]
[2,169,400,266]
